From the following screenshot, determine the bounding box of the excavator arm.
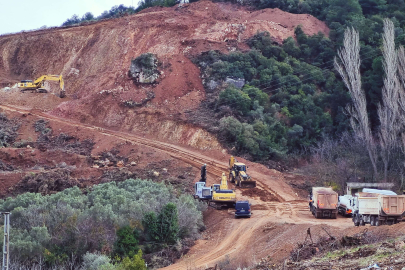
[19,74,65,97]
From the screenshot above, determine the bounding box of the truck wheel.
[332,212,337,219]
[370,216,375,226]
[354,214,360,226]
[229,173,234,183]
[315,211,321,219]
[359,218,365,226]
[375,218,380,227]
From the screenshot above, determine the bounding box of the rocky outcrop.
[128,53,160,84]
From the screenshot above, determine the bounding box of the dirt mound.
[241,187,280,202]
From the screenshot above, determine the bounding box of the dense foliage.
[196,29,350,160]
[193,0,405,161]
[0,178,204,267]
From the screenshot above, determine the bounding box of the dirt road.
[0,104,354,269]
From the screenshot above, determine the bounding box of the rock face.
[128,53,160,84]
[225,77,245,89]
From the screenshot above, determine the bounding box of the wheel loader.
[229,156,256,188]
[18,74,65,97]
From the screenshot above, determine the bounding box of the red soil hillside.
[0,0,328,149]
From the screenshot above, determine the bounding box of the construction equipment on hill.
[211,173,236,209]
[229,156,256,188]
[18,74,65,97]
[194,164,236,209]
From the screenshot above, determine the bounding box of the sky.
[0,0,140,35]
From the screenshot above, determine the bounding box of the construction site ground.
[1,1,404,269]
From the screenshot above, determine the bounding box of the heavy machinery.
[229,156,256,188]
[338,194,356,217]
[18,75,65,97]
[352,189,405,226]
[211,173,236,208]
[309,187,338,219]
[194,164,236,209]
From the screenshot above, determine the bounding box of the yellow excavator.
[229,156,256,188]
[211,172,236,209]
[18,75,65,97]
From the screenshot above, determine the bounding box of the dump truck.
[338,195,356,217]
[229,156,256,188]
[352,190,405,226]
[309,187,338,219]
[18,74,65,97]
[339,188,397,217]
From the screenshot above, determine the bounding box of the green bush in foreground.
[0,178,204,266]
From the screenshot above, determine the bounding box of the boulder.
[128,53,160,84]
[225,77,245,89]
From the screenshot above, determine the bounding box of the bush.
[114,226,139,258]
[81,252,113,270]
[219,86,251,115]
[0,179,203,265]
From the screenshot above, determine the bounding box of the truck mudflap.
[239,180,257,188]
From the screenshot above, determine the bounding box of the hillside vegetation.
[0,178,204,269]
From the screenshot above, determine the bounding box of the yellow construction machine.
[210,173,236,209]
[18,75,65,97]
[229,156,256,188]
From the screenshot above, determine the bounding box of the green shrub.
[219,86,251,115]
[114,226,139,258]
[118,250,146,270]
[0,179,203,264]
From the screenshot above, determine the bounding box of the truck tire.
[354,214,360,226]
[359,218,365,226]
[315,210,320,219]
[332,212,337,219]
[375,217,380,227]
[370,216,375,226]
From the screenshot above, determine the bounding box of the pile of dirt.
[241,187,280,202]
[12,168,81,195]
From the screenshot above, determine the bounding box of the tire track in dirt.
[0,104,284,202]
[0,104,342,269]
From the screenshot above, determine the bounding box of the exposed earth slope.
[0,1,388,269]
[0,0,328,150]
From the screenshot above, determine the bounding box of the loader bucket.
[240,181,256,188]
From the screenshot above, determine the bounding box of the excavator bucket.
[240,180,256,188]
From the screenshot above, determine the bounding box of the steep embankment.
[0,0,328,150]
